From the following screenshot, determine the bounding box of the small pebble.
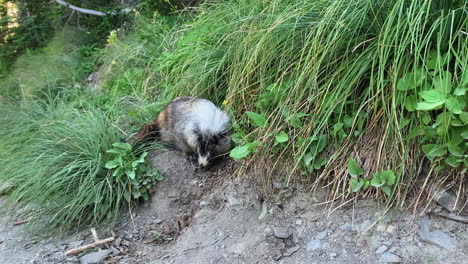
[264,227,274,237]
[200,201,210,207]
[273,227,292,239]
[375,245,388,254]
[379,252,401,263]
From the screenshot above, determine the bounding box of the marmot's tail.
[130,121,160,146]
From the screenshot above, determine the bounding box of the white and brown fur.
[133,96,232,168]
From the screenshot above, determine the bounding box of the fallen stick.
[66,237,115,255]
[13,218,31,226]
[437,212,468,224]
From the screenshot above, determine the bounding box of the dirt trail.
[1,150,467,264]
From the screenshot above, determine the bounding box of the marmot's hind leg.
[132,122,160,145]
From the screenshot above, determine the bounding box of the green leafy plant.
[105,142,163,201]
[347,158,369,193]
[397,51,467,171]
[370,170,396,196]
[0,97,161,234]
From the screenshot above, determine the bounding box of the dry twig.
[66,228,115,255]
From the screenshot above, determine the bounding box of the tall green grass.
[152,0,467,202]
[0,94,158,234]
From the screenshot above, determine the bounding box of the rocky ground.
[0,150,467,264]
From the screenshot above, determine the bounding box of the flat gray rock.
[306,239,322,251]
[273,227,292,239]
[339,224,352,231]
[227,194,242,207]
[80,249,111,264]
[419,218,456,251]
[375,245,388,254]
[379,252,401,263]
[315,229,328,240]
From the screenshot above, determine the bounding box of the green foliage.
[347,159,396,196]
[151,0,467,200]
[105,143,163,201]
[371,170,396,196]
[246,111,267,128]
[139,0,199,15]
[58,0,132,45]
[397,52,468,170]
[0,1,59,72]
[229,141,260,160]
[0,27,92,98]
[0,96,161,234]
[347,159,364,178]
[98,14,179,99]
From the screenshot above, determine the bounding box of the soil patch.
[0,150,467,264]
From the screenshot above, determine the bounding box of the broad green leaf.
[333,123,344,136]
[401,117,411,128]
[422,144,447,160]
[407,127,425,139]
[419,90,445,103]
[303,152,314,167]
[246,111,267,127]
[380,170,396,185]
[454,86,466,96]
[113,167,122,178]
[347,158,364,177]
[112,142,132,151]
[288,112,307,128]
[363,179,370,190]
[138,152,148,161]
[461,130,468,139]
[126,170,136,180]
[404,95,417,111]
[105,159,120,169]
[382,186,391,196]
[451,119,463,127]
[275,131,289,143]
[444,156,461,168]
[416,101,445,111]
[249,141,261,150]
[350,178,364,192]
[397,71,425,91]
[229,144,251,159]
[106,148,127,155]
[230,132,244,144]
[460,112,468,124]
[463,70,468,86]
[371,173,384,187]
[426,51,448,71]
[433,71,452,94]
[313,157,327,169]
[445,97,463,114]
[422,114,431,125]
[317,135,327,152]
[343,115,353,128]
[123,192,131,202]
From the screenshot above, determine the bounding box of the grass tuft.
[0,95,160,234]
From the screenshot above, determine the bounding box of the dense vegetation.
[0,0,466,234]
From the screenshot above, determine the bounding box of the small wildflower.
[86,31,90,34]
[111,60,117,65]
[223,100,229,105]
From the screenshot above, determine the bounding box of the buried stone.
[418,218,456,251]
